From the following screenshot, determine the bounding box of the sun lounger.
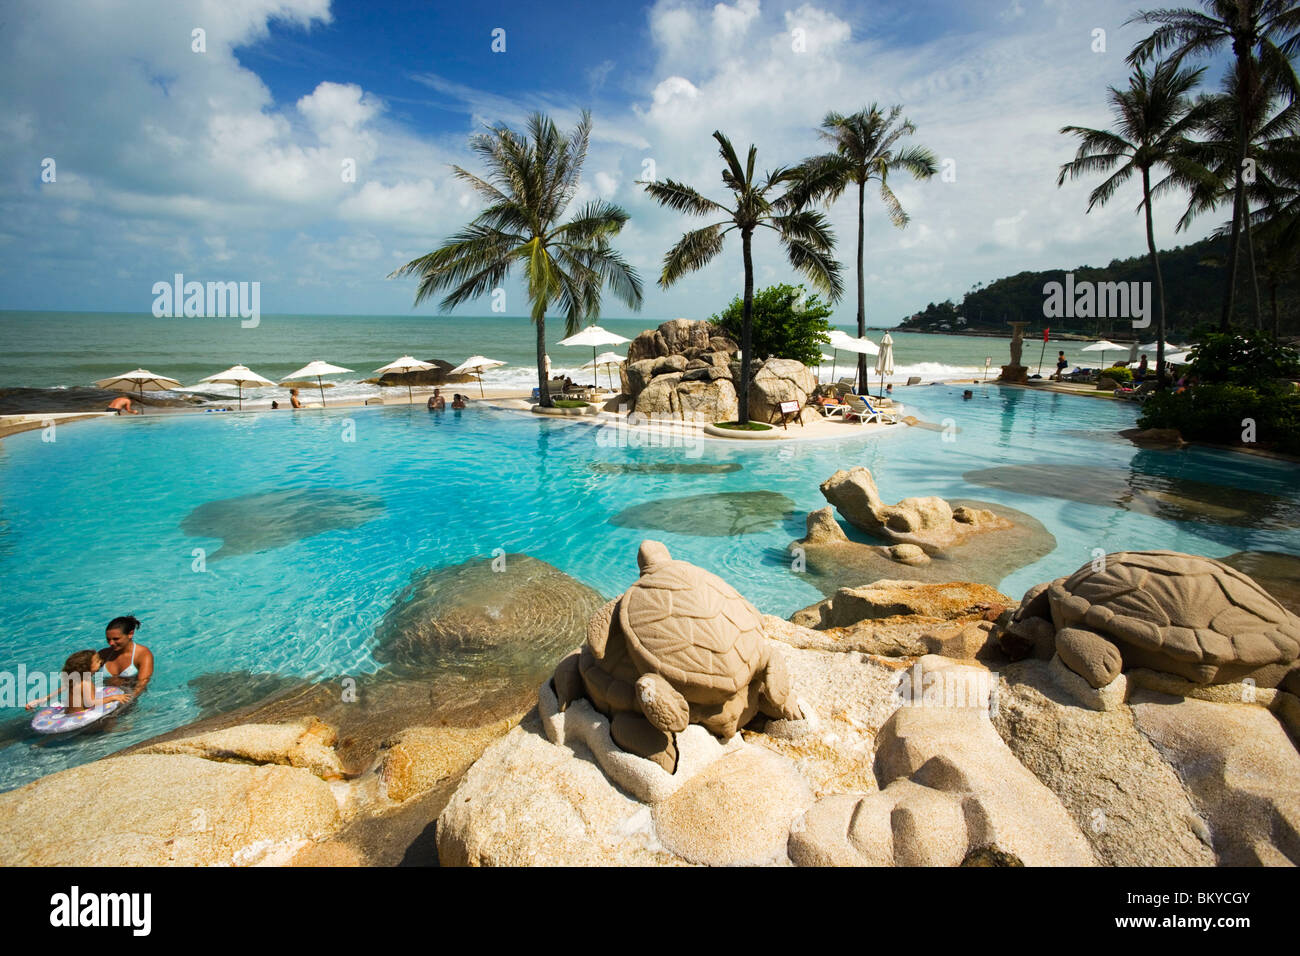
[843,393,898,425]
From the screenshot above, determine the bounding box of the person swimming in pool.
[99,615,154,700]
[25,650,128,715]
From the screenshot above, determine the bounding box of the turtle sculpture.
[553,540,805,772]
[1000,550,1300,692]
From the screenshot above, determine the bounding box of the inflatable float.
[30,696,130,736]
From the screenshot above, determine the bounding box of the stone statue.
[552,540,805,771]
[1008,321,1028,367]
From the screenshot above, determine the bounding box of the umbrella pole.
[318,376,326,408]
[238,384,243,411]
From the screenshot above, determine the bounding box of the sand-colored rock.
[805,580,1009,629]
[136,716,344,779]
[993,660,1214,867]
[653,746,812,866]
[820,467,1011,552]
[436,713,686,867]
[792,503,1055,598]
[790,658,1096,867]
[1130,689,1300,865]
[381,718,524,803]
[747,358,817,423]
[0,754,341,866]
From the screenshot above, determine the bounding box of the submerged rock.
[180,488,384,559]
[586,462,742,475]
[1220,551,1300,616]
[610,490,797,537]
[373,554,603,681]
[963,463,1300,529]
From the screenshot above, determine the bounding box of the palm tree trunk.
[1244,201,1262,329]
[856,179,867,393]
[1142,168,1167,387]
[739,229,754,424]
[1270,277,1280,338]
[535,313,552,408]
[1220,50,1254,330]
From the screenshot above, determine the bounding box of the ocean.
[0,310,1110,409]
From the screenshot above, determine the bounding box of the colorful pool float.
[30,697,129,736]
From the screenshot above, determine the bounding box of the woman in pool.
[451,393,467,410]
[99,616,154,700]
[25,650,128,715]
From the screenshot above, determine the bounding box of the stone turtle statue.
[553,540,804,771]
[1001,550,1300,691]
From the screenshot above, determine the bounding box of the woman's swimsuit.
[117,643,138,679]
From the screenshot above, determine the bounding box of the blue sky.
[0,0,1233,324]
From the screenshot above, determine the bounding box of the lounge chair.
[843,394,898,425]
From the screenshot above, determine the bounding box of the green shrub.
[1139,381,1300,453]
[1104,365,1133,384]
[1187,329,1300,385]
[552,399,589,408]
[711,283,833,367]
[714,421,772,431]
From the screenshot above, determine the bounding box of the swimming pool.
[1,384,1297,790]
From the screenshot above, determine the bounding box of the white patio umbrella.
[580,351,623,392]
[94,368,182,396]
[281,360,353,408]
[874,332,895,398]
[1081,339,1124,369]
[1162,351,1193,365]
[1140,339,1181,352]
[449,355,507,397]
[559,325,631,388]
[829,331,879,392]
[374,356,437,404]
[197,364,275,410]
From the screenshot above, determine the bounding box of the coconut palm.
[1058,60,1214,381]
[791,105,937,392]
[389,111,642,407]
[1175,66,1300,327]
[639,131,843,423]
[1127,0,1300,329]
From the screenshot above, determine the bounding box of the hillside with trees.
[897,235,1300,338]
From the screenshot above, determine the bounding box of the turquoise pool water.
[1,384,1297,790]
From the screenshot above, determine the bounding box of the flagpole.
[1036,328,1049,376]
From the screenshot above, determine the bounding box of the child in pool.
[25,650,129,715]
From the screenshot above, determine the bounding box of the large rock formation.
[618,318,747,423]
[747,358,817,423]
[370,359,477,387]
[820,467,1009,552]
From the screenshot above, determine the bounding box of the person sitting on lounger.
[1054,351,1068,381]
[1135,355,1149,382]
[106,395,140,415]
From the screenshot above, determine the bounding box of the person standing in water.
[99,615,154,701]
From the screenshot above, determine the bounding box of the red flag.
[1043,328,1050,342]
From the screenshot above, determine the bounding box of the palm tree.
[1058,60,1213,382]
[389,111,642,407]
[1127,0,1300,329]
[1175,66,1300,327]
[639,131,843,422]
[792,105,937,392]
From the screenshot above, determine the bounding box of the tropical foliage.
[390,111,642,407]
[711,283,834,367]
[792,106,937,391]
[640,131,843,422]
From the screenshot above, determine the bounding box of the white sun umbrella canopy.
[449,355,507,397]
[1081,339,1124,369]
[374,356,437,404]
[197,364,275,410]
[94,368,182,396]
[830,331,879,391]
[874,333,895,398]
[281,360,353,407]
[581,351,624,391]
[559,325,631,388]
